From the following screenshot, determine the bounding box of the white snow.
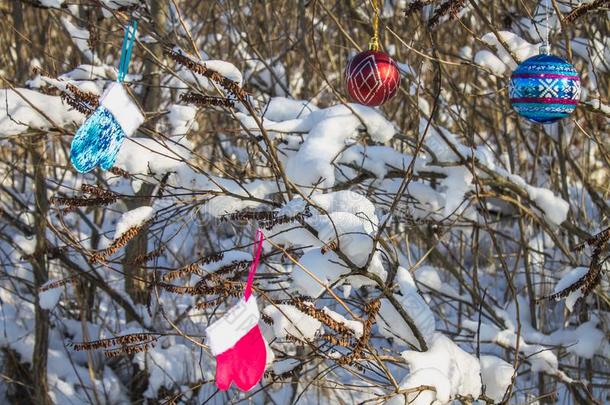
[571,36,609,73]
[310,190,378,233]
[204,60,243,85]
[480,31,539,68]
[1,5,607,404]
[114,136,192,175]
[552,267,589,311]
[263,97,318,121]
[439,166,473,217]
[167,104,197,135]
[263,304,322,340]
[397,333,482,404]
[241,103,396,189]
[39,0,65,8]
[39,286,62,310]
[114,206,154,240]
[273,358,300,375]
[567,320,605,359]
[311,211,373,267]
[202,178,276,217]
[474,50,507,75]
[286,114,361,188]
[61,17,100,65]
[480,355,513,402]
[135,343,204,398]
[415,266,465,300]
[463,320,565,378]
[203,250,252,273]
[376,267,436,348]
[338,145,422,179]
[0,88,83,136]
[14,234,36,255]
[170,47,243,90]
[322,307,363,338]
[525,185,570,226]
[292,250,348,298]
[59,64,114,81]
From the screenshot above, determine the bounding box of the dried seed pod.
[39,275,78,292]
[215,260,250,276]
[66,83,100,108]
[544,230,609,304]
[321,334,355,348]
[108,166,130,178]
[201,252,226,265]
[220,209,311,229]
[130,247,165,266]
[428,0,466,27]
[195,296,227,310]
[404,0,434,16]
[166,47,248,100]
[285,333,305,344]
[90,222,151,264]
[69,333,157,351]
[163,252,225,281]
[564,0,609,23]
[573,228,610,252]
[163,263,204,282]
[81,184,117,199]
[337,299,380,366]
[261,313,274,325]
[154,282,204,295]
[104,341,156,358]
[289,299,355,337]
[50,195,116,207]
[61,93,95,115]
[321,240,338,255]
[180,92,234,108]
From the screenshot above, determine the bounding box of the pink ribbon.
[244,229,264,301]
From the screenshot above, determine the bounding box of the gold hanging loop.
[368,0,380,51]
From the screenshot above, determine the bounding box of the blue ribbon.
[117,18,138,83]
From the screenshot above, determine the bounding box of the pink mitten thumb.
[231,325,267,391]
[214,348,236,391]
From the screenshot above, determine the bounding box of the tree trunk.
[12,0,28,83]
[142,0,166,113]
[123,0,166,306]
[31,134,52,405]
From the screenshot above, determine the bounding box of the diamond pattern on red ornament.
[345,50,400,107]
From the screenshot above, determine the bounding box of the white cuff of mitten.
[206,297,260,355]
[100,82,144,136]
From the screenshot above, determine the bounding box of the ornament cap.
[539,44,551,55]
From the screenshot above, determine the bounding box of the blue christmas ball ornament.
[509,54,580,123]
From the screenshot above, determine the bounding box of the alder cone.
[345,50,400,107]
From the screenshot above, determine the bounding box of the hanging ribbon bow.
[118,18,138,83]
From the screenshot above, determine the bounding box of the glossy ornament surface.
[509,54,580,123]
[345,50,400,107]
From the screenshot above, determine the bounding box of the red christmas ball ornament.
[345,50,400,107]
